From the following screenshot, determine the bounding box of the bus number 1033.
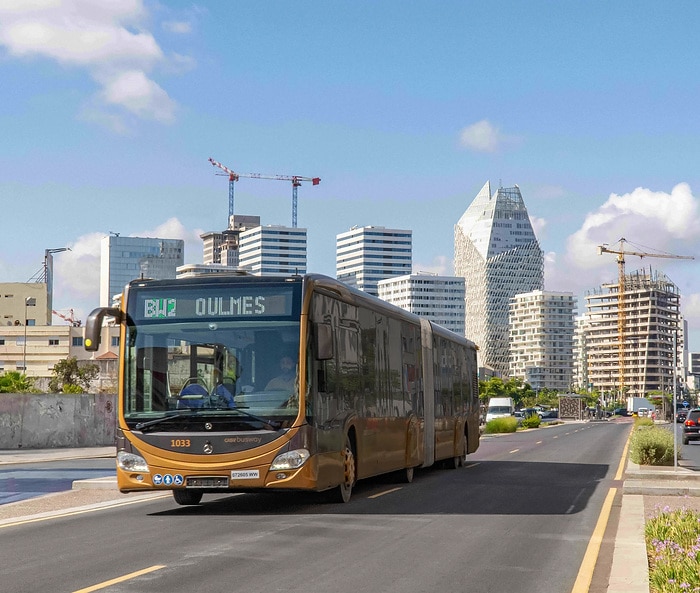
[171,439,191,448]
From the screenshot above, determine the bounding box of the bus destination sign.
[136,289,294,321]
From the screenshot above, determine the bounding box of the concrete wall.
[0,393,116,449]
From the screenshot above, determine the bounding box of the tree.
[0,371,34,393]
[479,376,534,408]
[49,357,99,394]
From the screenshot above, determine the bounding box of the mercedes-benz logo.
[204,422,213,430]
[203,441,214,454]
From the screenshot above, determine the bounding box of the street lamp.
[22,297,35,373]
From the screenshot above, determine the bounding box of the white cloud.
[565,183,700,271]
[0,0,190,126]
[99,69,176,122]
[458,119,518,153]
[163,21,192,34]
[413,255,451,276]
[50,218,205,324]
[541,182,700,301]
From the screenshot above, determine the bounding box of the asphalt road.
[0,458,115,504]
[0,420,631,593]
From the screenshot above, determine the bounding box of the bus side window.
[315,322,333,360]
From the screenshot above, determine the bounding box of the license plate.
[230,470,260,480]
[186,476,229,488]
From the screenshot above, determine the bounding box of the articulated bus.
[85,273,480,505]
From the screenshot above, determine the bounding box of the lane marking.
[368,487,402,499]
[464,462,479,469]
[552,435,559,439]
[570,487,616,593]
[536,441,543,445]
[73,565,165,593]
[615,426,633,481]
[509,449,520,454]
[0,494,170,530]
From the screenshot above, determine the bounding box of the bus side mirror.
[84,307,122,352]
[314,322,333,360]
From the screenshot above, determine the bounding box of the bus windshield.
[122,281,301,430]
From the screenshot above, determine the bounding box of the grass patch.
[484,416,518,434]
[646,506,700,592]
[520,414,541,429]
[629,422,677,466]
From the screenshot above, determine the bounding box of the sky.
[2,1,700,347]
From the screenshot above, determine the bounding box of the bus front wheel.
[173,489,203,506]
[334,437,356,503]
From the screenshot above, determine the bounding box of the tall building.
[100,236,184,306]
[238,225,307,275]
[336,226,412,296]
[454,182,544,377]
[508,290,576,392]
[584,267,683,401]
[201,215,261,268]
[378,273,465,336]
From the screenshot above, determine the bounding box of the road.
[0,420,632,593]
[0,457,116,504]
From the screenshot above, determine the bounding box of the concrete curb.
[607,495,649,593]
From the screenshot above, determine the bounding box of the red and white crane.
[208,157,320,228]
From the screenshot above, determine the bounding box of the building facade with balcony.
[508,290,576,392]
[584,267,682,400]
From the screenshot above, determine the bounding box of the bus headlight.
[270,448,310,470]
[117,451,149,473]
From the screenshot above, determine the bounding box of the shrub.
[646,507,700,592]
[630,425,677,465]
[484,416,518,434]
[521,414,541,429]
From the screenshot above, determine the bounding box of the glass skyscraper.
[454,182,544,377]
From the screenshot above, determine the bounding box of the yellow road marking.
[0,494,170,530]
[570,487,616,593]
[368,487,402,499]
[73,565,165,593]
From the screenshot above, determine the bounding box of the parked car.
[613,408,629,417]
[682,409,700,445]
[538,409,558,419]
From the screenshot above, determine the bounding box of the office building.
[508,290,576,392]
[201,215,261,268]
[378,273,465,336]
[454,182,544,376]
[336,226,412,296]
[100,236,184,306]
[584,267,682,400]
[238,225,307,276]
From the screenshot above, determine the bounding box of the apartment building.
[509,290,576,391]
[584,267,682,399]
[238,225,307,275]
[201,214,261,268]
[377,273,465,336]
[336,226,412,296]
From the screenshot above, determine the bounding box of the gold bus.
[85,273,480,505]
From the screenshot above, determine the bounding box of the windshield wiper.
[134,411,197,432]
[231,408,282,430]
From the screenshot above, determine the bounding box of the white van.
[485,397,515,423]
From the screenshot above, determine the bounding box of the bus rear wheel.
[173,489,203,506]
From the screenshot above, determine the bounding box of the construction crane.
[52,309,81,327]
[598,237,694,398]
[208,157,320,228]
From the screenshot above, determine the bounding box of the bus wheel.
[336,437,356,503]
[173,489,203,506]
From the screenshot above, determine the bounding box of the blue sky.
[2,1,700,347]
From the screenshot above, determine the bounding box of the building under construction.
[583,267,682,400]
